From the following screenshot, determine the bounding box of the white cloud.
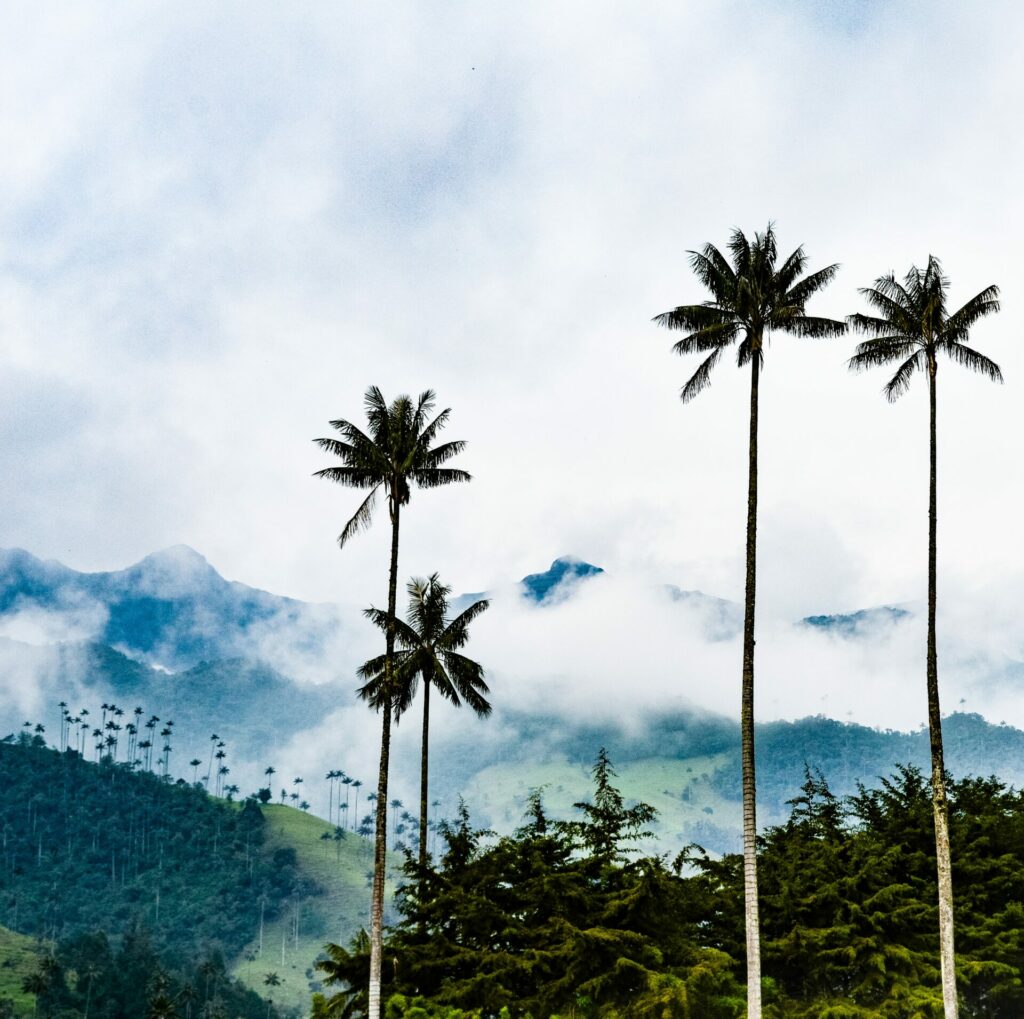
[0,595,107,646]
[1,0,1022,749]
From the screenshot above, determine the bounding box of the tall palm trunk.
[368,499,400,1019]
[419,680,430,870]
[742,351,762,1019]
[927,357,958,1018]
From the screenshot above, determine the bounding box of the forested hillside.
[0,734,311,955]
[0,735,388,1016]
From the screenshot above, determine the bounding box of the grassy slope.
[0,925,41,1012]
[461,752,764,857]
[232,804,398,1014]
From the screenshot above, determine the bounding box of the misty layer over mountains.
[1,545,1023,854]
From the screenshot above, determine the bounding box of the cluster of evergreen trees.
[315,753,1024,1018]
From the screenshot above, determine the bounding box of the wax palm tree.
[359,575,491,869]
[389,799,403,850]
[849,256,1001,1019]
[21,969,47,1017]
[351,779,363,830]
[315,385,469,1019]
[340,775,353,827]
[326,770,338,820]
[653,224,842,1018]
[262,972,281,1019]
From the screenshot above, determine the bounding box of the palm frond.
[941,342,1003,382]
[356,652,388,681]
[362,386,391,444]
[362,606,423,649]
[312,465,382,489]
[923,255,949,294]
[323,420,389,467]
[446,597,491,635]
[773,245,808,294]
[390,655,428,717]
[786,315,846,339]
[414,407,451,453]
[357,648,418,713]
[652,303,733,332]
[418,439,467,469]
[410,467,472,489]
[679,347,723,403]
[784,263,840,307]
[862,277,915,325]
[670,320,741,356]
[313,437,357,460]
[411,389,438,436]
[728,227,753,278]
[687,247,735,303]
[337,486,380,548]
[943,285,1000,342]
[883,350,925,402]
[437,652,491,716]
[901,264,927,308]
[847,313,912,339]
[702,242,735,280]
[848,336,919,368]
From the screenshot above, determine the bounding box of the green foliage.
[738,767,1024,1018]
[319,754,744,1018]
[318,754,1024,1019]
[0,924,39,1011]
[18,926,278,1019]
[0,737,317,964]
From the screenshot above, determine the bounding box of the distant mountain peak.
[127,545,220,592]
[800,605,912,637]
[134,544,214,571]
[520,557,604,603]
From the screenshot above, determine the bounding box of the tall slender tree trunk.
[419,681,430,871]
[742,351,762,1019]
[368,498,400,1019]
[928,358,959,1019]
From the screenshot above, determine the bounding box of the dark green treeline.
[318,754,1024,1019]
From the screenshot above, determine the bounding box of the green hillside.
[458,711,1024,855]
[0,925,40,1013]
[463,751,744,857]
[0,735,396,1017]
[231,804,398,1013]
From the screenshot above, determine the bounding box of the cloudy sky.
[3,2,1024,736]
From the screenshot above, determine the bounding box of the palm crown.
[653,224,844,400]
[847,255,1002,397]
[314,386,470,547]
[357,575,491,718]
